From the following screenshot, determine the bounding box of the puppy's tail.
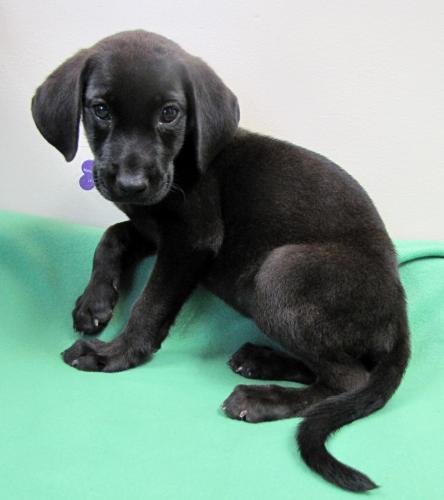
[297,319,410,492]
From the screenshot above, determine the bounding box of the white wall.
[1,0,443,239]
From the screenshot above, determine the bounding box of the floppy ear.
[31,49,90,162]
[185,57,240,173]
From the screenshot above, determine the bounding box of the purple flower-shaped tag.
[79,160,95,190]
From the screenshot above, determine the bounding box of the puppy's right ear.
[31,49,90,162]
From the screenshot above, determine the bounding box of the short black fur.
[32,30,410,492]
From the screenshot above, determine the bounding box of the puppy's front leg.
[63,239,211,372]
[73,221,156,335]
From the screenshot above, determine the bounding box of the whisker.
[170,182,186,202]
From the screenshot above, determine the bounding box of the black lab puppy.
[32,30,410,492]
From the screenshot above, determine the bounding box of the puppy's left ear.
[31,49,90,162]
[185,57,240,173]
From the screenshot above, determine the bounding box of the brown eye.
[160,104,179,124]
[93,103,111,121]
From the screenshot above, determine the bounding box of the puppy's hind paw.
[228,342,274,380]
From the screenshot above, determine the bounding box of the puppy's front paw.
[72,280,118,335]
[61,338,151,372]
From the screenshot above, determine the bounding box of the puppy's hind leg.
[222,357,368,423]
[222,242,372,423]
[73,221,156,335]
[228,342,315,384]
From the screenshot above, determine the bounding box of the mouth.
[93,165,173,206]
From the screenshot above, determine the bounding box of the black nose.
[116,176,148,195]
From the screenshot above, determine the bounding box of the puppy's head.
[31,31,239,205]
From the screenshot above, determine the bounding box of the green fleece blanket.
[0,211,443,500]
